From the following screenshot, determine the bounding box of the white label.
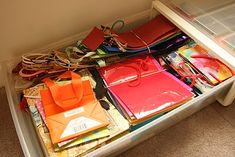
[60,116,101,138]
[64,107,84,118]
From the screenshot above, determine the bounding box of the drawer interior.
[1,8,235,157]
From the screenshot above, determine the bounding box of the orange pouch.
[40,71,96,117]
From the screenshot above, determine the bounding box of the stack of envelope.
[23,69,129,157]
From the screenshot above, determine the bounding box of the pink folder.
[99,55,193,120]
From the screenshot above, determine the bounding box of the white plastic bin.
[1,2,235,156]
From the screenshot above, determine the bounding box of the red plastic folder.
[99,55,193,121]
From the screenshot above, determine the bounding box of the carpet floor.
[0,88,24,157]
[1,87,235,157]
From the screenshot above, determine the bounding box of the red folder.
[99,55,193,121]
[82,27,105,51]
[116,15,179,48]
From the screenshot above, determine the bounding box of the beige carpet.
[1,87,235,157]
[0,88,24,157]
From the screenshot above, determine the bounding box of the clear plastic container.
[195,4,235,36]
[222,32,235,51]
[155,0,235,68]
[167,0,235,17]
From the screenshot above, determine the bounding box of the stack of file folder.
[82,15,189,63]
[100,15,180,53]
[98,54,194,125]
[23,69,129,157]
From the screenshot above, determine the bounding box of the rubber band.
[130,30,151,54]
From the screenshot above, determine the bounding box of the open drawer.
[1,3,235,157]
[152,0,235,69]
[152,0,235,106]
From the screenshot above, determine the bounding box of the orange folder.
[40,71,96,116]
[46,101,110,144]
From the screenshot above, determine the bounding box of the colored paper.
[178,43,233,85]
